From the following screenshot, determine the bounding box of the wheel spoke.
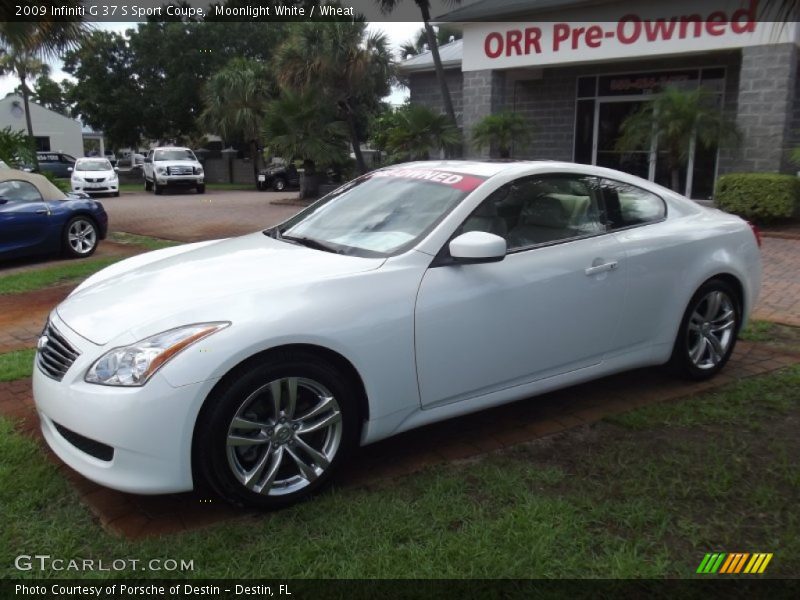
[704,292,722,320]
[293,435,330,469]
[227,432,269,447]
[286,445,318,482]
[297,410,341,436]
[690,336,708,363]
[269,380,282,417]
[249,447,284,493]
[705,334,723,363]
[285,377,298,418]
[297,395,335,422]
[231,416,267,430]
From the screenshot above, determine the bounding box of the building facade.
[399,0,800,200]
[0,94,84,158]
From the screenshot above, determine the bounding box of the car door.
[144,150,154,179]
[414,173,628,409]
[59,154,76,178]
[0,179,51,257]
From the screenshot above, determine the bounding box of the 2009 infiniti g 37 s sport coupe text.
[33,161,761,509]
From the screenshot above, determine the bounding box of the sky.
[0,21,426,107]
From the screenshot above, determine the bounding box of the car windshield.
[154,149,196,161]
[274,167,486,257]
[76,159,112,171]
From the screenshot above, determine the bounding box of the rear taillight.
[747,221,762,248]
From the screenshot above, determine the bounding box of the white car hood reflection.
[57,232,385,345]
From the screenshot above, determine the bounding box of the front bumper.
[156,175,203,186]
[32,313,218,494]
[72,181,118,195]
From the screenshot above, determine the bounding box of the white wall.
[0,94,83,158]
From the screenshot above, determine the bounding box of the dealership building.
[399,0,800,200]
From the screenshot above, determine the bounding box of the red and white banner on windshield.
[371,168,486,192]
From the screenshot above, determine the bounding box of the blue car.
[0,169,108,261]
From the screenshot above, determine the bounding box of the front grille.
[167,166,193,175]
[37,322,80,381]
[53,421,114,461]
[85,177,105,183]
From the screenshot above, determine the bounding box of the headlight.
[85,322,229,386]
[72,175,82,182]
[194,166,204,175]
[156,167,166,175]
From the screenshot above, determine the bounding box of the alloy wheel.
[225,377,342,496]
[67,219,97,255]
[686,290,736,370]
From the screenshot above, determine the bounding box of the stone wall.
[408,69,464,124]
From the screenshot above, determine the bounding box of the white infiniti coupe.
[33,160,761,509]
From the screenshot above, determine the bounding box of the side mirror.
[114,166,119,172]
[67,167,73,172]
[448,231,507,264]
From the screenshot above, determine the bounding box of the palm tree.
[275,22,394,174]
[0,126,35,167]
[472,111,532,159]
[262,90,349,199]
[0,51,49,139]
[615,86,740,192]
[399,25,462,59]
[385,103,461,162]
[376,1,461,129]
[200,58,273,185]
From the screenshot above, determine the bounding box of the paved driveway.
[102,190,303,242]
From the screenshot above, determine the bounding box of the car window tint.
[599,179,665,229]
[62,155,75,163]
[459,174,605,251]
[0,180,43,203]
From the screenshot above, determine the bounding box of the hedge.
[715,173,800,221]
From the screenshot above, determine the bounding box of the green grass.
[1,366,798,579]
[0,349,36,382]
[740,320,777,342]
[0,257,120,295]
[119,182,256,193]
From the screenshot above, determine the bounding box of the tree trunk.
[420,6,457,130]
[250,139,260,186]
[300,159,319,200]
[499,147,511,159]
[670,167,681,192]
[345,109,367,174]
[20,74,39,170]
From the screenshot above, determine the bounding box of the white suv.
[144,147,205,194]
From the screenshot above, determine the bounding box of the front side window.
[276,168,485,257]
[458,174,606,251]
[0,180,43,203]
[599,179,666,229]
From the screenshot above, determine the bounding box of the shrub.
[38,170,71,193]
[715,173,800,222]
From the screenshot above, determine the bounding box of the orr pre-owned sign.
[460,0,799,72]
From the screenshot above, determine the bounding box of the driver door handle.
[585,261,618,276]
[35,209,48,214]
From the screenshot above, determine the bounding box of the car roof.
[153,147,193,151]
[0,168,66,199]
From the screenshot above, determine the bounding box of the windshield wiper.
[281,235,342,254]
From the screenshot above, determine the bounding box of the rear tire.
[273,177,287,192]
[194,352,360,510]
[668,279,740,381]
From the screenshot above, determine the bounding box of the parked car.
[71,157,119,197]
[0,169,108,261]
[33,160,760,510]
[143,147,204,194]
[104,151,118,168]
[36,152,76,179]
[257,164,299,191]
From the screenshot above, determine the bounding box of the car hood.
[154,160,199,167]
[57,232,385,345]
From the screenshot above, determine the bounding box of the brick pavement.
[752,237,800,327]
[1,341,797,539]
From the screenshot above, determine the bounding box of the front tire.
[62,216,99,258]
[668,279,740,380]
[154,180,163,195]
[196,184,205,194]
[195,352,360,510]
[273,177,287,192]
[144,178,152,191]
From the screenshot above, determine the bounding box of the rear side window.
[599,179,665,229]
[0,180,43,203]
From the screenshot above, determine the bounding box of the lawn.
[1,364,797,579]
[0,234,181,295]
[0,349,36,382]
